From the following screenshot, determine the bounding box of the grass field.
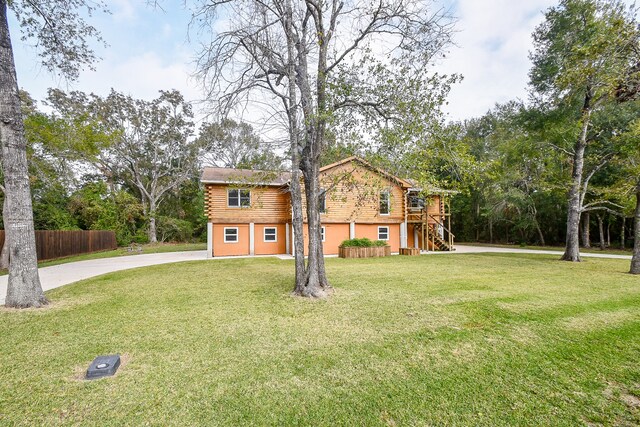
[1,254,639,426]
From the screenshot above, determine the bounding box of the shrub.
[339,238,388,248]
[157,216,194,243]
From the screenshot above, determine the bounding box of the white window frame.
[263,227,277,243]
[321,226,326,242]
[380,190,390,215]
[227,189,251,208]
[224,227,239,243]
[378,226,389,241]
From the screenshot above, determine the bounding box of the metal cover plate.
[85,354,121,380]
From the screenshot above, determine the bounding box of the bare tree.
[1,0,106,307]
[192,0,454,297]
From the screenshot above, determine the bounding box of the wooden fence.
[0,230,117,262]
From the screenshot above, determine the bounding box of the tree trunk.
[606,215,611,248]
[148,199,157,243]
[291,8,331,298]
[561,109,591,262]
[581,211,591,248]
[283,0,307,291]
[0,1,46,307]
[295,157,331,298]
[534,218,546,246]
[0,194,9,269]
[597,213,605,250]
[621,217,625,250]
[489,218,493,244]
[630,185,640,274]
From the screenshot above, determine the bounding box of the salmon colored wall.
[302,223,350,255]
[356,224,400,252]
[254,224,287,255]
[212,224,250,256]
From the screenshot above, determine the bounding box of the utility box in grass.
[86,354,121,380]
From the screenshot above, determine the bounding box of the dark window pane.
[225,228,238,242]
[228,189,239,207]
[380,191,390,214]
[240,190,251,207]
[319,190,326,213]
[264,228,276,241]
[378,227,389,240]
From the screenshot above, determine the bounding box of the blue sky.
[8,0,635,123]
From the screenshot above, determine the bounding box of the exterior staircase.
[427,226,454,251]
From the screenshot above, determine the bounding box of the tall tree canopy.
[529,0,640,261]
[0,0,107,308]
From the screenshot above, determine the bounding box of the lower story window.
[321,226,326,242]
[264,227,277,242]
[378,226,389,241]
[224,227,238,243]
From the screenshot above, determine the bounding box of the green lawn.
[1,254,640,426]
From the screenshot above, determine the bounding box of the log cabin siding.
[308,162,406,224]
[205,184,291,224]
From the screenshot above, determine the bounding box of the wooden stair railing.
[428,214,455,251]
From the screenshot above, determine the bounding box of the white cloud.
[438,0,557,121]
[110,0,137,23]
[77,51,201,103]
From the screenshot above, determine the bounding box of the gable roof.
[200,167,291,186]
[320,156,413,188]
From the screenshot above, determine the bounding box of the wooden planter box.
[399,247,420,256]
[338,246,391,258]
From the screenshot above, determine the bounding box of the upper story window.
[409,195,425,210]
[318,189,326,214]
[228,189,251,207]
[379,190,390,215]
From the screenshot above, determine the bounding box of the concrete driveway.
[440,245,632,260]
[0,251,207,305]
[0,245,632,305]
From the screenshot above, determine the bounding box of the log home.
[201,157,454,258]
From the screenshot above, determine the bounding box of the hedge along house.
[201,157,454,258]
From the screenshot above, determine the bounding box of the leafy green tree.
[50,89,199,243]
[198,119,283,170]
[529,0,640,261]
[69,182,145,246]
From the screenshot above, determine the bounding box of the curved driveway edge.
[0,251,208,305]
[0,246,632,305]
[446,245,632,260]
